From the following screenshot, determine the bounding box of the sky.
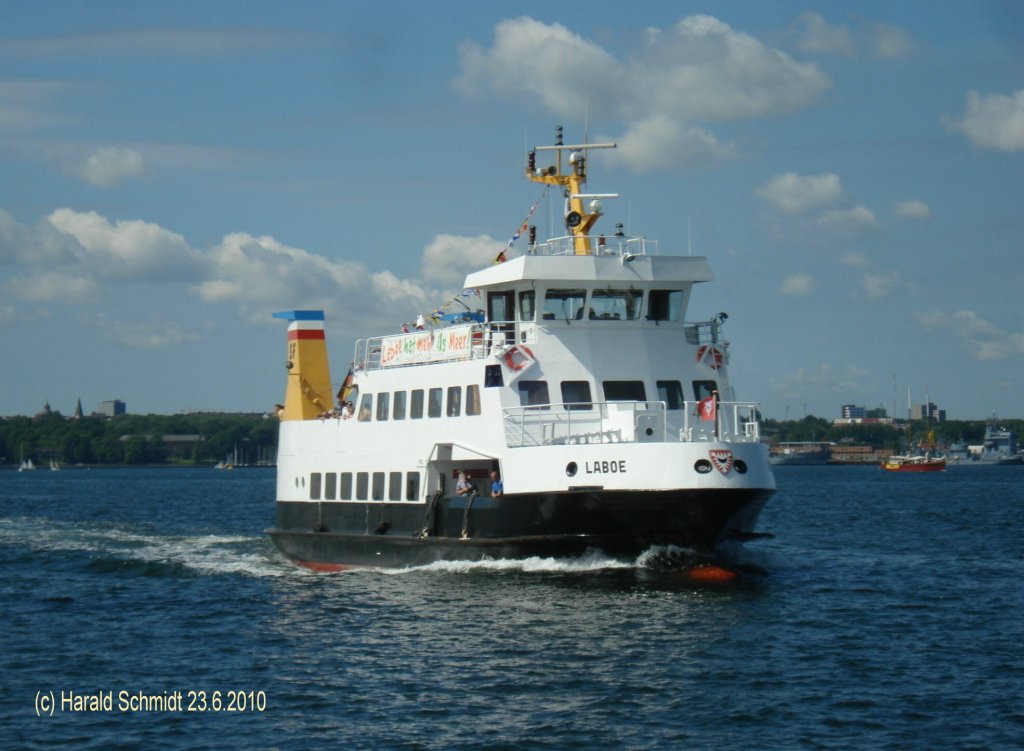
[0,1,1021,421]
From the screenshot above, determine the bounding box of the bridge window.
[519,291,535,321]
[324,472,337,500]
[657,380,685,410]
[340,472,353,500]
[648,290,683,321]
[309,473,322,500]
[428,388,443,418]
[393,391,407,420]
[692,380,717,401]
[372,472,385,501]
[561,381,593,410]
[484,364,503,388]
[410,389,424,419]
[518,380,551,409]
[589,289,642,321]
[376,392,390,421]
[356,472,369,500]
[358,394,373,421]
[543,289,587,321]
[466,385,481,415]
[603,381,646,402]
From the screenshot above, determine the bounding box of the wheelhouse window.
[692,380,717,401]
[447,386,461,417]
[324,472,337,500]
[543,289,587,321]
[358,394,373,421]
[372,472,385,501]
[603,381,647,402]
[589,289,642,321]
[466,385,481,415]
[410,389,424,419]
[309,473,322,500]
[519,291,535,321]
[648,290,684,321]
[518,380,550,409]
[560,381,593,410]
[340,472,353,501]
[428,388,443,418]
[356,472,369,500]
[376,392,390,421]
[393,391,407,420]
[657,380,685,410]
[484,365,503,388]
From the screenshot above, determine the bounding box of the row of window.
[517,379,717,410]
[357,384,482,422]
[309,470,422,502]
[489,289,685,324]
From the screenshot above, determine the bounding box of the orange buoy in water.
[684,564,738,583]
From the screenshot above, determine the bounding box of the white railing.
[529,235,657,257]
[502,400,761,448]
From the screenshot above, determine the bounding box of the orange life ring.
[503,345,534,372]
[696,345,724,370]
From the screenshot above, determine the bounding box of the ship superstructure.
[269,129,776,571]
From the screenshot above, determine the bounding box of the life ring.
[696,345,724,370]
[503,345,534,372]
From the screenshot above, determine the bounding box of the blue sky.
[1,1,1021,420]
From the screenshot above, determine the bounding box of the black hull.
[269,488,771,570]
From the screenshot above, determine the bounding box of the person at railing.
[489,470,503,498]
[456,471,475,496]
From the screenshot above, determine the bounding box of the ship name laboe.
[585,459,627,474]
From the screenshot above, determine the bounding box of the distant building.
[910,402,945,422]
[841,404,867,419]
[94,399,127,418]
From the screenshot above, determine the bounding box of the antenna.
[688,217,692,256]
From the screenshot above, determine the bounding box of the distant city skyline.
[1,2,1021,420]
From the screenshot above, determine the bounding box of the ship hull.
[269,487,772,570]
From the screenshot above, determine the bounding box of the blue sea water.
[1,465,1022,750]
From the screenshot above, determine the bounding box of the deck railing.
[502,400,761,448]
[529,234,657,257]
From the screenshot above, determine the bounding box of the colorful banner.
[378,324,475,368]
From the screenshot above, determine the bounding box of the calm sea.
[1,465,1021,750]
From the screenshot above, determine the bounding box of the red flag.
[698,394,716,422]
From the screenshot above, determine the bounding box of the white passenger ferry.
[269,129,776,572]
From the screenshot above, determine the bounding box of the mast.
[527,125,617,255]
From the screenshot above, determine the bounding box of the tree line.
[763,416,1024,450]
[1,411,278,467]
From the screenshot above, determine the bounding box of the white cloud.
[779,272,813,296]
[48,208,203,281]
[6,270,100,303]
[943,89,1024,152]
[607,115,736,172]
[792,13,856,56]
[755,172,877,243]
[455,15,829,170]
[893,199,931,220]
[869,23,914,60]
[755,172,843,214]
[74,147,145,188]
[861,271,900,300]
[420,233,500,288]
[914,309,1024,361]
